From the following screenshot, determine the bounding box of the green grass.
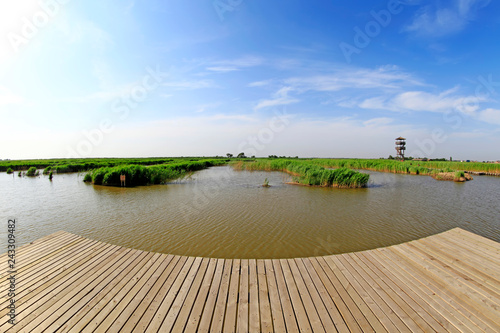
[454,171,465,180]
[232,159,369,188]
[6,168,13,174]
[0,157,227,173]
[84,159,226,187]
[26,167,39,177]
[307,158,500,175]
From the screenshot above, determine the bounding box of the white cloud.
[206,56,263,73]
[248,80,273,87]
[254,87,300,110]
[477,108,500,125]
[359,87,485,114]
[286,66,424,93]
[405,0,491,37]
[162,79,217,90]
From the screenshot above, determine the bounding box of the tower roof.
[395,136,406,140]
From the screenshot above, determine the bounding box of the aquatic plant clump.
[6,168,13,174]
[233,160,369,188]
[84,159,225,187]
[26,167,39,177]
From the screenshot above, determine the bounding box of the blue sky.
[1,0,499,160]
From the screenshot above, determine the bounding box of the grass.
[454,171,465,181]
[0,157,227,173]
[84,159,226,187]
[308,158,500,175]
[6,168,13,174]
[26,167,39,177]
[232,159,369,188]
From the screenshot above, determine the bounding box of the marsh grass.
[84,159,225,187]
[6,168,13,174]
[26,167,39,177]
[233,160,369,188]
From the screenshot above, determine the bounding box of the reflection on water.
[1,166,499,258]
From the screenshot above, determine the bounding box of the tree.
[388,155,394,160]
[237,152,246,158]
[226,153,233,158]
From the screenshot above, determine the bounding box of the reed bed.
[309,159,500,175]
[84,159,225,186]
[232,160,369,188]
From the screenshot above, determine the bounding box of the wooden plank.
[64,254,176,332]
[0,241,121,327]
[355,251,458,333]
[332,255,405,332]
[237,259,249,333]
[144,256,196,332]
[196,258,225,333]
[272,259,299,333]
[300,258,352,333]
[0,238,100,308]
[394,243,500,329]
[415,237,500,296]
[280,259,314,332]
[171,257,211,332]
[5,245,134,332]
[158,256,205,332]
[132,255,187,332]
[210,259,232,333]
[347,252,432,332]
[287,258,328,332]
[264,259,286,332]
[383,246,498,332]
[362,250,465,333]
[291,258,338,332]
[224,259,241,332]
[318,256,383,332]
[120,255,178,332]
[47,250,157,332]
[26,249,151,332]
[257,260,273,333]
[95,253,168,332]
[248,259,260,333]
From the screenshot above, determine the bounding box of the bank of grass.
[232,159,369,188]
[0,157,221,173]
[308,159,500,176]
[84,159,226,186]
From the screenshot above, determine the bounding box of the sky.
[1,0,499,160]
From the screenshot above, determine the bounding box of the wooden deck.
[1,228,499,332]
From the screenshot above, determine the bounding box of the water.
[1,166,499,258]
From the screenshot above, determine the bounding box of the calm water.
[1,166,499,258]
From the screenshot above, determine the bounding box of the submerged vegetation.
[233,159,370,188]
[84,159,226,187]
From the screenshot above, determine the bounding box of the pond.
[1,166,499,258]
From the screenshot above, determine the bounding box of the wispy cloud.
[286,65,424,93]
[254,87,300,110]
[248,79,273,87]
[404,0,491,37]
[162,79,217,90]
[206,56,263,73]
[359,87,486,115]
